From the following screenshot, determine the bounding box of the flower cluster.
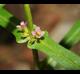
[16,21,27,31]
[32,26,45,38]
[16,21,45,42]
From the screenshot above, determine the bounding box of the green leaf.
[12,29,29,43]
[28,31,80,70]
[0,8,23,43]
[60,20,80,49]
[0,4,5,8]
[47,20,80,69]
[47,57,66,70]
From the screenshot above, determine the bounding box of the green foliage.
[28,31,80,70]
[0,7,80,70]
[0,8,22,43]
[0,4,5,8]
[60,20,80,48]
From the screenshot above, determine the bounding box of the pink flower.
[16,21,27,30]
[32,26,45,38]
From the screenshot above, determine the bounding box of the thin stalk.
[32,49,41,69]
[24,4,33,33]
[24,4,40,69]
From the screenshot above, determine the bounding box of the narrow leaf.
[0,4,5,8]
[28,32,80,70]
[60,20,80,49]
[0,8,22,43]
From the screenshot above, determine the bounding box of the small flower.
[32,26,45,38]
[16,21,27,30]
[20,21,27,29]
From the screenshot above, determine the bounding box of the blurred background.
[0,4,80,70]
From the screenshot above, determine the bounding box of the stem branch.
[24,4,40,69]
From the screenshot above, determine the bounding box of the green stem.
[32,49,41,69]
[24,4,40,69]
[24,4,33,33]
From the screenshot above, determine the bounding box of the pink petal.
[20,21,25,26]
[20,21,27,29]
[35,26,41,32]
[32,31,36,36]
